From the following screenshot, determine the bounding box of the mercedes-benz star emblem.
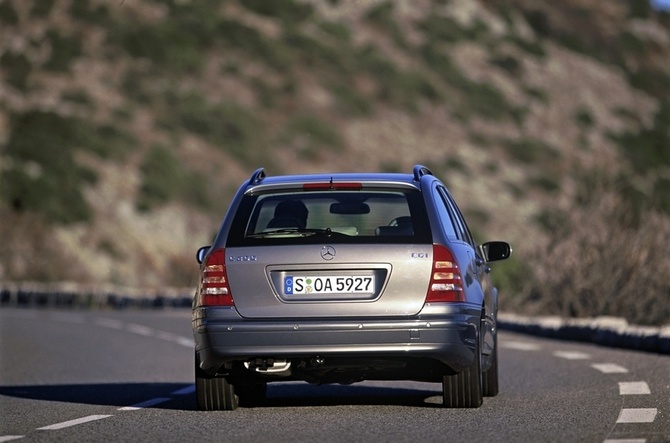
[320,245,336,261]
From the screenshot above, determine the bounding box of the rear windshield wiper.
[247,227,343,238]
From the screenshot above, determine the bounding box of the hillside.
[1,0,669,325]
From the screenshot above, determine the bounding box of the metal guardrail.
[499,313,670,355]
[0,281,192,309]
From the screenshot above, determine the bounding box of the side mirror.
[196,246,211,264]
[480,241,512,262]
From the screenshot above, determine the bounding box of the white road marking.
[591,363,629,374]
[603,439,646,443]
[618,382,651,395]
[553,350,591,360]
[176,336,195,347]
[155,330,178,341]
[0,436,25,442]
[500,341,541,351]
[171,385,196,395]
[36,415,112,430]
[126,324,154,336]
[95,318,123,329]
[118,397,171,411]
[616,408,658,423]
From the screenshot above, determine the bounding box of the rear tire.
[442,333,483,408]
[483,335,499,397]
[195,355,238,411]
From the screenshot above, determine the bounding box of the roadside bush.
[508,191,670,326]
[612,99,670,215]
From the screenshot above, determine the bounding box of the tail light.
[196,248,234,307]
[426,244,465,302]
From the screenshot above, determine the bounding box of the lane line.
[36,415,112,431]
[0,436,25,442]
[176,336,194,347]
[616,408,658,424]
[500,341,541,351]
[155,331,178,341]
[126,324,154,336]
[553,350,590,360]
[603,439,646,443]
[591,363,629,374]
[118,397,171,411]
[618,382,651,395]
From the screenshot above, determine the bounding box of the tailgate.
[226,244,432,318]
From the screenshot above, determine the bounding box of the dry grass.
[507,190,670,326]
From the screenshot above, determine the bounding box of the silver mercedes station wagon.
[193,165,511,410]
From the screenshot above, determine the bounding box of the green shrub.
[31,0,56,18]
[331,82,373,117]
[503,138,561,165]
[319,21,352,44]
[44,30,82,72]
[356,45,440,111]
[0,52,31,91]
[281,115,344,159]
[574,107,595,129]
[421,45,512,120]
[627,68,670,97]
[614,99,670,173]
[137,145,183,210]
[171,94,265,165]
[70,0,109,24]
[239,0,313,23]
[2,111,98,223]
[283,30,343,70]
[489,55,522,76]
[364,1,408,48]
[0,1,18,24]
[420,15,488,44]
[528,174,560,194]
[505,35,547,58]
[218,20,292,71]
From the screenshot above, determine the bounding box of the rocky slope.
[1,0,669,323]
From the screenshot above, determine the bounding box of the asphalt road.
[1,308,668,443]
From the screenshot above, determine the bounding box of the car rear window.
[226,190,432,246]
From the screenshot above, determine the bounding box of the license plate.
[284,275,375,295]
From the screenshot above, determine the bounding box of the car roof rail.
[249,167,266,185]
[412,164,433,181]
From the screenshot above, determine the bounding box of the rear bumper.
[193,304,481,376]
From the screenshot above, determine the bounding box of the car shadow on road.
[0,382,444,410]
[263,382,444,408]
[0,383,197,411]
